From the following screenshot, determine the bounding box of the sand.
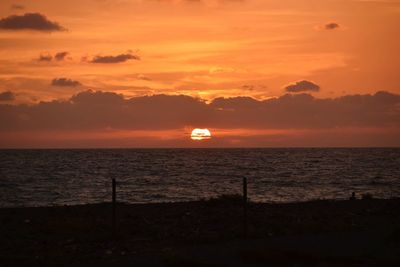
[1,197,399,266]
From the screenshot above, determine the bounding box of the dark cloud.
[38,53,52,62]
[325,22,340,30]
[51,78,81,87]
[55,52,69,61]
[90,53,140,64]
[10,4,25,10]
[285,80,320,93]
[38,51,69,62]
[0,91,15,101]
[70,90,124,106]
[0,13,66,32]
[0,90,399,132]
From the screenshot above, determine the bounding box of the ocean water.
[0,148,399,207]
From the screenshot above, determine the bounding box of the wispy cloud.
[10,4,25,10]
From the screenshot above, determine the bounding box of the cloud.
[285,80,320,93]
[90,53,140,64]
[211,96,260,110]
[51,78,81,87]
[38,53,52,62]
[0,90,399,132]
[1,90,400,147]
[10,4,25,10]
[325,22,340,30]
[55,52,69,61]
[37,51,69,62]
[0,13,66,32]
[0,91,15,101]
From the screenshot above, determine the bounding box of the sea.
[0,148,399,207]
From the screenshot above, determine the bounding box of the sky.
[0,0,399,147]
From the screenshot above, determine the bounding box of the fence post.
[112,178,116,237]
[243,177,248,238]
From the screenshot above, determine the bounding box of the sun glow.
[191,128,212,141]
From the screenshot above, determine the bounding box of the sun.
[191,128,212,141]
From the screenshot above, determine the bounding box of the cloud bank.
[1,90,399,147]
[0,90,399,131]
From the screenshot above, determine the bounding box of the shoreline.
[1,193,396,210]
[1,198,400,266]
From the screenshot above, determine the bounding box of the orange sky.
[0,0,399,147]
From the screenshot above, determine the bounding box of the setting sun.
[191,128,212,141]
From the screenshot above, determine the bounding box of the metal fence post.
[112,178,116,237]
[243,177,248,238]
